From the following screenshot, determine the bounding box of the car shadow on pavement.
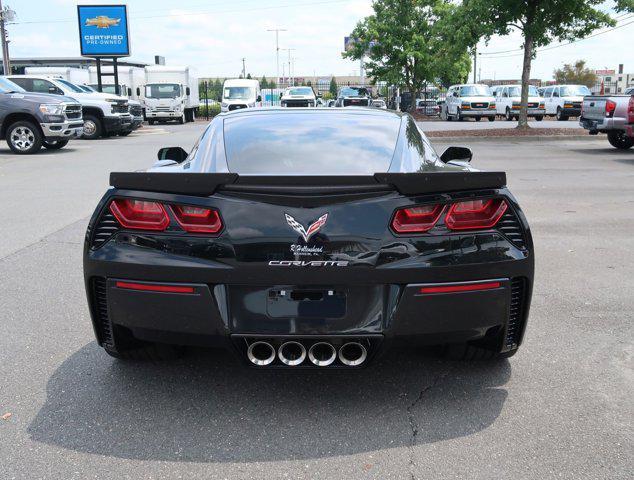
[28,342,511,463]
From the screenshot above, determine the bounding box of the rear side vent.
[92,277,114,347]
[497,210,526,249]
[91,211,120,249]
[506,277,527,350]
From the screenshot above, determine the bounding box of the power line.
[479,14,634,58]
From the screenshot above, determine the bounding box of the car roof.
[218,106,402,119]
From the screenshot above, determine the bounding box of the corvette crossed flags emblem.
[285,213,328,242]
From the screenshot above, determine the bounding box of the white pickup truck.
[7,74,132,139]
[580,94,634,150]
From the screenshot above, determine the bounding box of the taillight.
[628,96,634,124]
[605,100,616,118]
[391,205,444,233]
[109,199,169,231]
[171,205,222,233]
[445,199,507,230]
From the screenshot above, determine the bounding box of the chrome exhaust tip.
[247,341,276,366]
[338,342,367,366]
[278,341,307,366]
[308,342,337,366]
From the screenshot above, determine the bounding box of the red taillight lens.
[391,205,444,233]
[605,100,617,118]
[445,198,507,230]
[109,199,169,231]
[171,205,222,233]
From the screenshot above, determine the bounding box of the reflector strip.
[420,281,501,294]
[115,281,194,294]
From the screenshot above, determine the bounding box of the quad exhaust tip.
[308,342,337,367]
[338,342,367,366]
[278,341,307,366]
[247,341,276,366]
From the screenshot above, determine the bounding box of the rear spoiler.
[110,171,506,196]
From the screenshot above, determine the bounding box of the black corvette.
[84,108,533,367]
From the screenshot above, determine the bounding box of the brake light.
[628,96,634,123]
[391,205,444,233]
[109,199,169,231]
[445,199,507,230]
[171,205,222,233]
[605,100,616,118]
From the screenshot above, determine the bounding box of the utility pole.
[0,1,16,75]
[241,57,246,78]
[267,28,286,85]
[472,46,477,83]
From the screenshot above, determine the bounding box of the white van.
[221,79,261,112]
[443,84,496,121]
[542,84,591,120]
[495,84,545,121]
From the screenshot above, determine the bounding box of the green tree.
[329,76,338,97]
[246,73,252,79]
[260,75,269,89]
[462,0,617,128]
[343,0,470,110]
[554,60,598,87]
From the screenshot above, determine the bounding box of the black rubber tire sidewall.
[82,115,102,140]
[607,131,634,149]
[42,139,69,150]
[5,121,43,154]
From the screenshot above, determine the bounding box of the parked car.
[84,108,533,364]
[335,86,371,107]
[624,87,634,95]
[7,74,132,139]
[495,85,545,121]
[280,86,316,107]
[542,84,591,121]
[84,83,143,135]
[371,98,387,109]
[442,84,496,121]
[0,76,83,154]
[416,99,440,116]
[220,78,261,113]
[580,93,634,149]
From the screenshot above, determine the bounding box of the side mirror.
[186,86,191,96]
[440,146,472,164]
[256,95,262,102]
[157,146,188,164]
[136,87,141,97]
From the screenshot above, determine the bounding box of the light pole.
[267,28,286,85]
[241,57,246,78]
[281,48,295,86]
[0,1,16,75]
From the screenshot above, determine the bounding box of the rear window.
[223,112,400,175]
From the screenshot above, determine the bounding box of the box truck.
[141,66,199,124]
[24,67,89,85]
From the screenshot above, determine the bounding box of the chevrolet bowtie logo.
[85,16,121,29]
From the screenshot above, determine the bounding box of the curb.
[427,135,601,143]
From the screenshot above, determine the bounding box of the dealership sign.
[77,4,130,57]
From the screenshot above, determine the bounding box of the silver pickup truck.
[580,94,634,150]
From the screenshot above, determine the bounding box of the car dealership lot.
[1,124,632,479]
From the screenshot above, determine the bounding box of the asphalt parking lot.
[1,122,632,479]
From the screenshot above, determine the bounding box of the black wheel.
[5,121,43,154]
[178,113,185,124]
[443,343,518,361]
[474,116,481,122]
[457,108,464,121]
[104,343,183,361]
[42,139,69,150]
[607,130,634,150]
[488,115,495,122]
[119,130,132,136]
[505,108,513,121]
[535,115,544,121]
[82,115,102,140]
[556,107,568,121]
[148,119,155,125]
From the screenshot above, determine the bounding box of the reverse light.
[109,199,170,231]
[419,281,501,294]
[605,99,617,118]
[171,204,222,233]
[391,205,444,233]
[445,198,508,230]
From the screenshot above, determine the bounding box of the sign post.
[77,4,130,94]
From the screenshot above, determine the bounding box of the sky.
[6,0,634,81]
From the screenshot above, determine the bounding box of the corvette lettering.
[268,260,348,267]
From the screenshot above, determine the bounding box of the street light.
[267,28,286,85]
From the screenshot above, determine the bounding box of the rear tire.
[42,139,69,150]
[82,115,102,140]
[457,108,464,121]
[443,343,517,361]
[488,116,495,122]
[148,119,155,125]
[607,130,634,150]
[5,121,43,154]
[556,107,568,121]
[535,115,543,121]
